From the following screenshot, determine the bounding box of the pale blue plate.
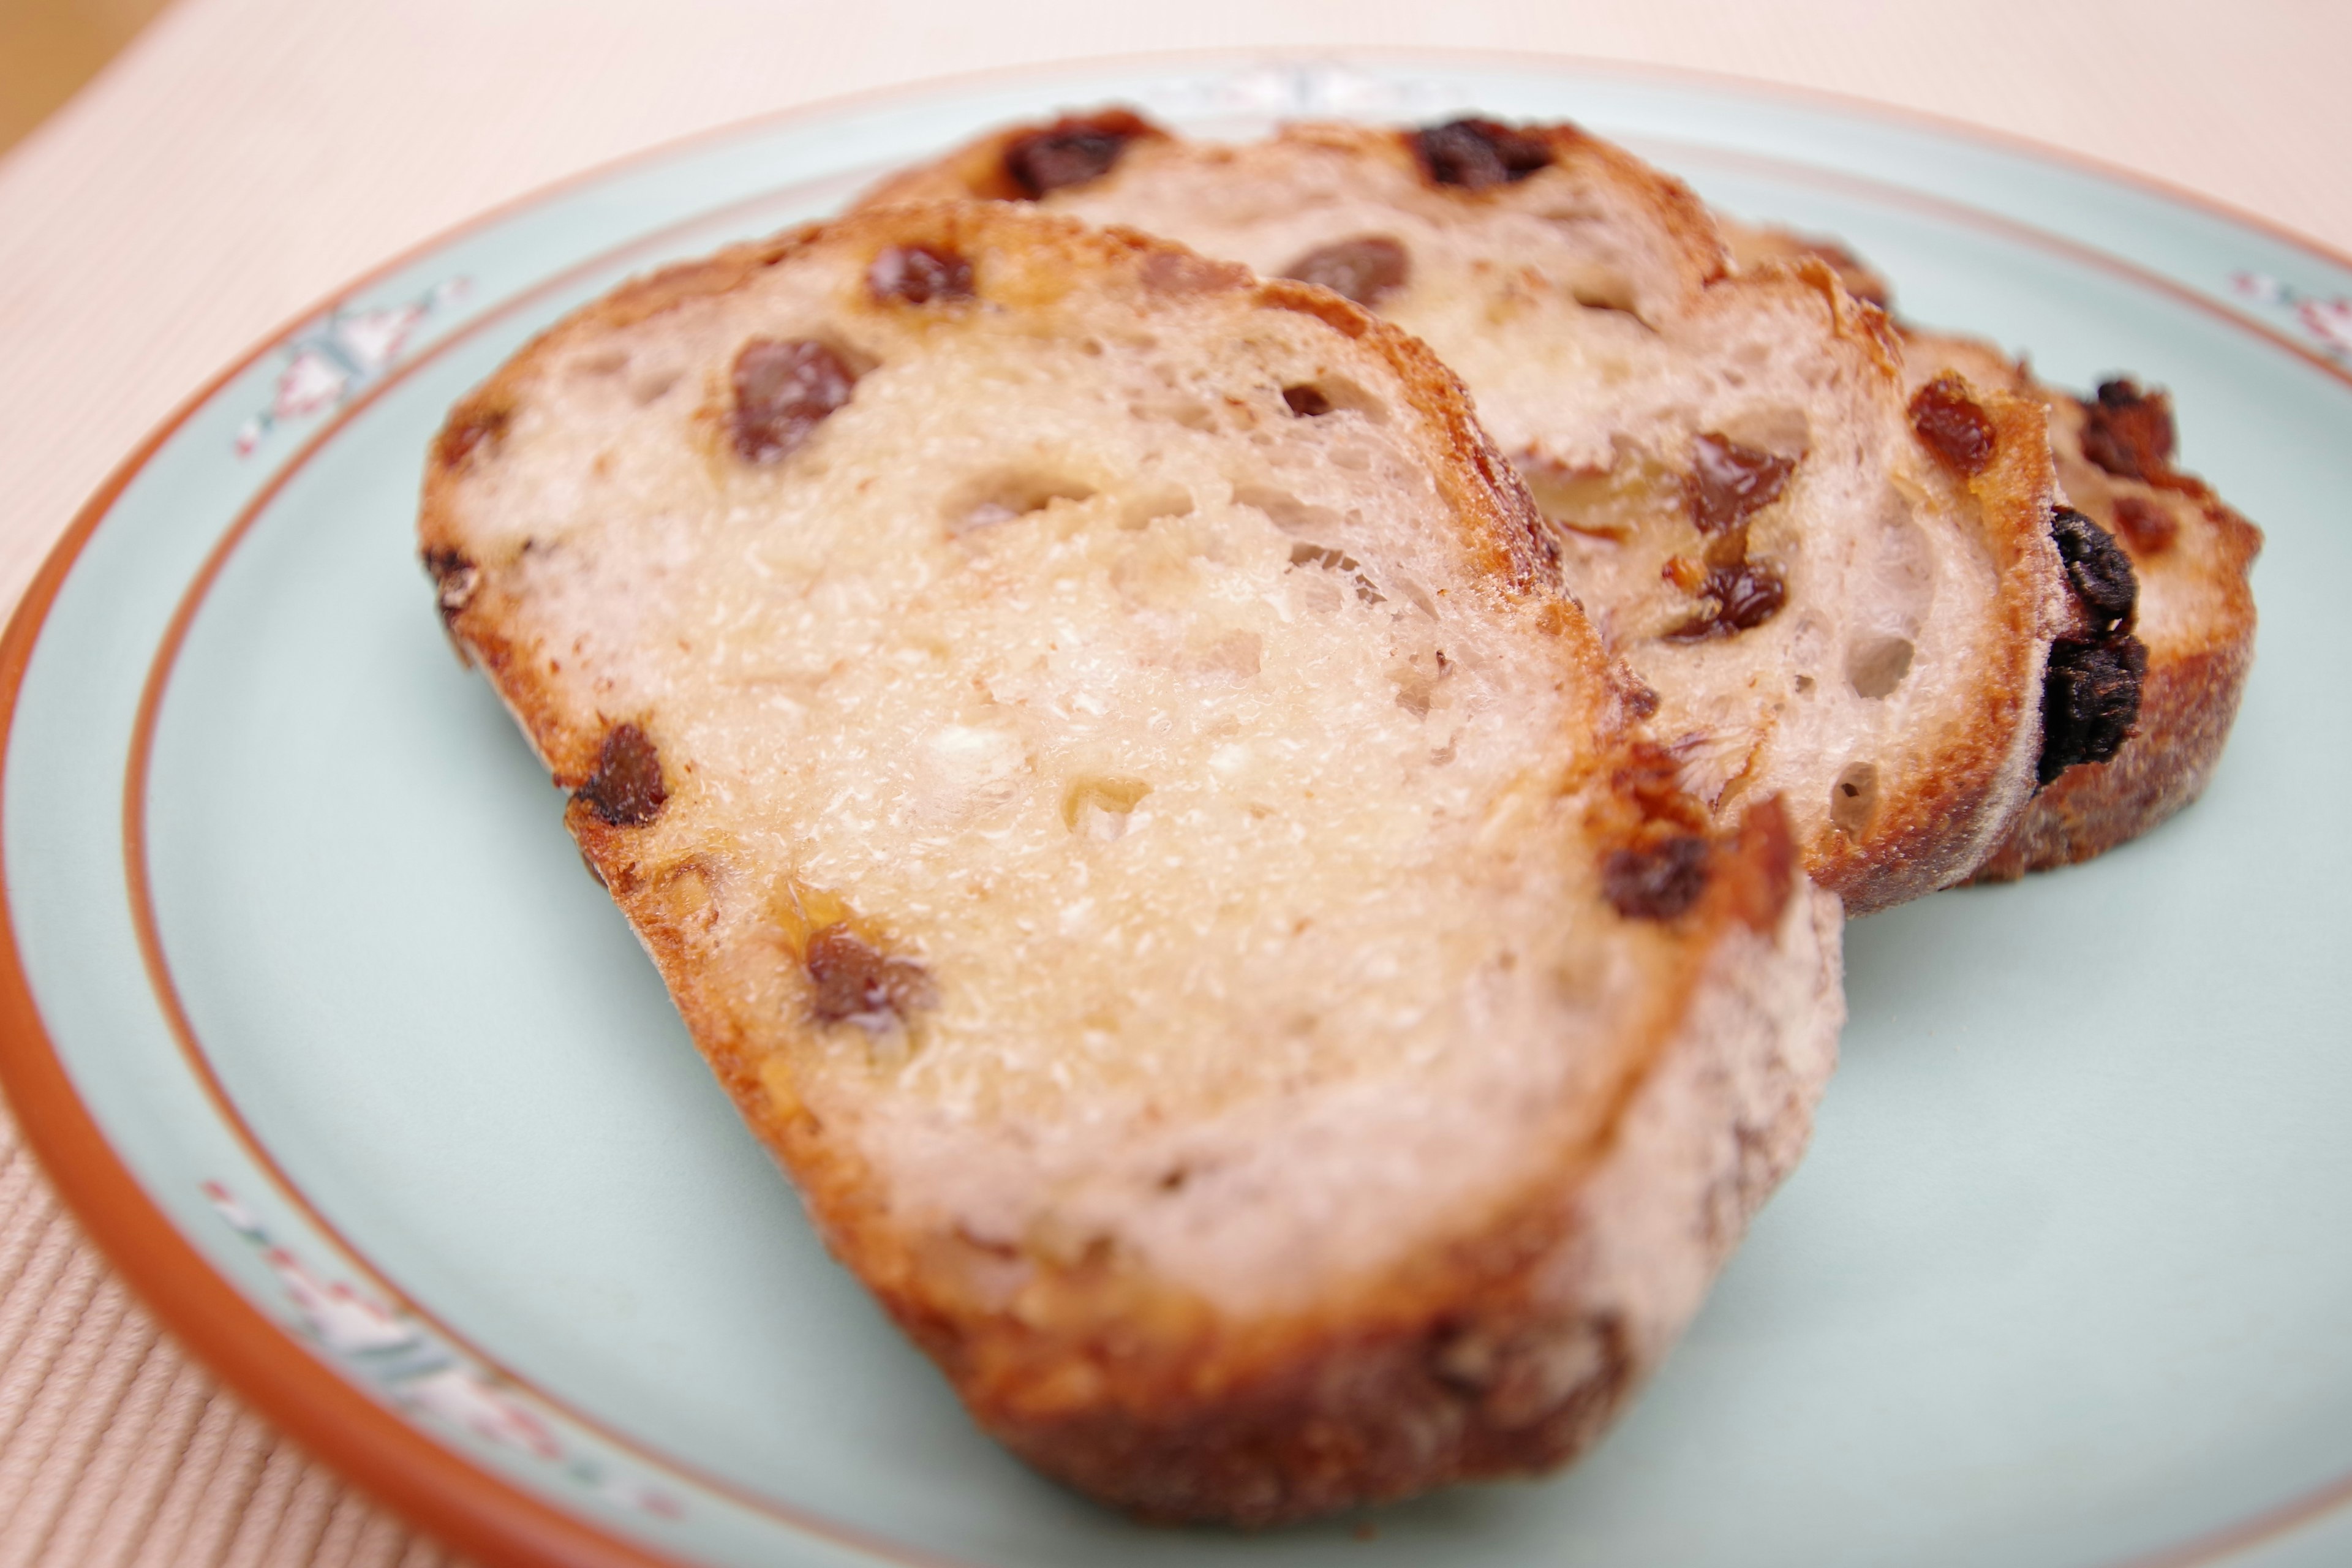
[2,51,2345,1568]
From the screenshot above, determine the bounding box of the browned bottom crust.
[1968,379,2262,878]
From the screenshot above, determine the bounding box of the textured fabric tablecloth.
[0,0,2341,1560]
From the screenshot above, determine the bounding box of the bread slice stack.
[867,116,2084,913]
[420,202,1843,1525]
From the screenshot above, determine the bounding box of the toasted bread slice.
[418,203,1844,1523]
[1721,220,2263,873]
[867,116,2076,913]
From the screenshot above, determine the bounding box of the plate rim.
[5,43,2351,1568]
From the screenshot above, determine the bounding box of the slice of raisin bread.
[1721,221,2263,874]
[864,116,2077,914]
[418,203,1844,1525]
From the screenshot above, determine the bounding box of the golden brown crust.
[418,202,1832,1523]
[1959,360,2263,876]
[1796,333,2062,912]
[1717,226,2263,879]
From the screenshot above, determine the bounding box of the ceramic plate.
[4,51,2348,1568]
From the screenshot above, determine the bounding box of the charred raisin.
[2050,506,2138,633]
[1665,562,1787,641]
[1604,835,1710,921]
[435,404,510,470]
[730,339,857,463]
[421,546,479,626]
[1909,375,1997,475]
[2111,496,2177,555]
[2079,379,2176,481]
[1685,434,1795,533]
[1280,236,1411,307]
[805,923,934,1028]
[2037,635,2147,785]
[1411,119,1553,190]
[574,723,666,827]
[1004,115,1141,197]
[867,244,974,305]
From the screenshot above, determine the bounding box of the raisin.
[1604,835,1709,921]
[1280,236,1411,307]
[1665,562,1787,641]
[1411,119,1553,190]
[1908,375,1997,475]
[421,546,479,626]
[730,339,857,463]
[1283,384,1335,417]
[2079,379,2176,481]
[573,722,666,827]
[2037,635,2147,784]
[1003,115,1140,197]
[435,404,509,470]
[1685,433,1795,533]
[2110,496,2177,555]
[2049,506,2138,633]
[867,244,974,305]
[805,923,934,1028]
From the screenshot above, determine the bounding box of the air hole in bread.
[1189,629,1265,681]
[948,471,1097,533]
[1280,375,1390,424]
[1714,405,1811,461]
[1063,777,1152,840]
[1131,398,1216,431]
[1289,543,1384,605]
[1392,661,1440,716]
[1845,636,1915,699]
[1830,763,1879,835]
[1237,484,1343,536]
[1120,488,1194,529]
[1570,276,1638,315]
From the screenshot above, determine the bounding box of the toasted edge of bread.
[1719,219,2262,875]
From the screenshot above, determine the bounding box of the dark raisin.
[421,546,479,626]
[730,339,857,463]
[573,723,667,827]
[1279,236,1411,307]
[1685,433,1795,533]
[1411,119,1553,190]
[805,922,934,1028]
[1665,562,1787,641]
[1909,375,1997,475]
[1603,835,1710,921]
[2110,496,2177,555]
[2079,379,2176,481]
[435,404,510,470]
[1613,668,1660,720]
[867,244,974,305]
[2049,506,2138,633]
[2037,635,2147,784]
[1004,116,1139,197]
[1282,384,1335,417]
